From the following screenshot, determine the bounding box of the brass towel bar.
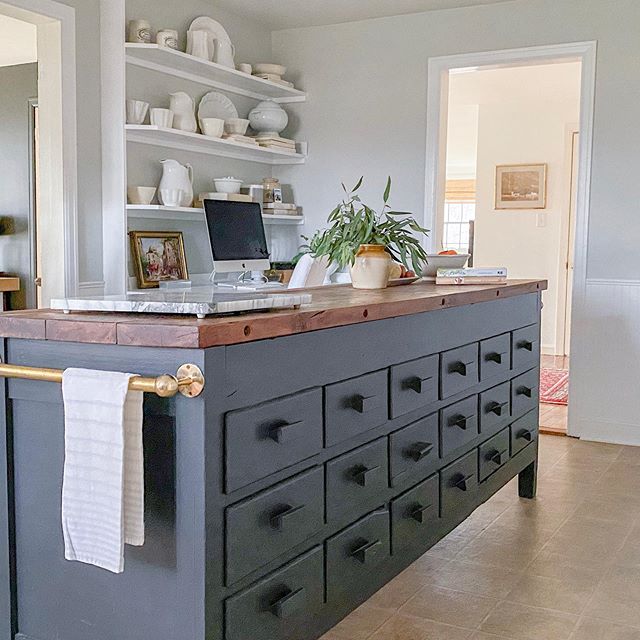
[0,362,205,398]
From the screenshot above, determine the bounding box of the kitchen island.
[0,280,545,640]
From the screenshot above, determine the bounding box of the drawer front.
[479,382,511,436]
[511,369,539,418]
[480,334,511,381]
[440,450,478,516]
[478,428,511,482]
[326,438,388,525]
[440,396,479,457]
[440,343,479,399]
[226,547,324,640]
[389,414,439,487]
[389,355,439,419]
[512,325,540,370]
[511,410,539,456]
[226,467,325,585]
[326,509,391,603]
[391,475,439,553]
[325,370,388,447]
[225,389,323,492]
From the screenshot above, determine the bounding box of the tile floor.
[321,435,640,640]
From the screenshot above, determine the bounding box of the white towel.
[61,368,144,574]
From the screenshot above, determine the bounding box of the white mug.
[200,117,224,138]
[128,19,152,44]
[156,29,178,49]
[126,100,149,125]
[150,108,174,128]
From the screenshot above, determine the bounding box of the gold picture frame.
[129,231,189,289]
[495,164,547,210]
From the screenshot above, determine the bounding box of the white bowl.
[213,177,243,194]
[253,63,286,76]
[421,253,470,278]
[127,186,157,205]
[224,118,250,135]
[200,117,224,138]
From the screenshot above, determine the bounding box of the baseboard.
[575,417,640,447]
[78,280,105,296]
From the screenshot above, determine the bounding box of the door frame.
[424,41,597,438]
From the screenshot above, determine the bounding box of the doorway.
[425,43,597,439]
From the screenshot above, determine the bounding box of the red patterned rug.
[540,368,569,405]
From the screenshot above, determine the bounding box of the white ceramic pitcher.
[214,39,236,68]
[169,92,197,133]
[159,159,194,208]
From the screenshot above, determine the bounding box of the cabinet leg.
[518,458,538,499]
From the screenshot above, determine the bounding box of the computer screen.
[203,200,271,272]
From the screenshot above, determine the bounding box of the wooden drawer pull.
[409,503,433,524]
[449,414,475,430]
[454,473,475,492]
[269,504,305,531]
[351,394,377,414]
[268,420,304,443]
[485,351,506,364]
[516,386,533,398]
[488,448,508,466]
[269,587,306,618]
[403,375,433,394]
[516,428,534,442]
[487,400,509,416]
[350,539,382,564]
[406,442,435,462]
[449,360,475,376]
[352,465,381,487]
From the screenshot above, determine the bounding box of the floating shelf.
[126,125,306,165]
[125,44,306,104]
[126,205,305,225]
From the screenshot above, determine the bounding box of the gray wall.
[0,63,37,310]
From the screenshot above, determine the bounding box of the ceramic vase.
[169,92,197,133]
[159,159,194,207]
[350,244,392,290]
[214,39,236,68]
[187,30,213,60]
[248,100,288,136]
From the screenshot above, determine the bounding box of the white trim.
[576,418,640,448]
[586,278,640,287]
[424,41,598,440]
[78,281,106,296]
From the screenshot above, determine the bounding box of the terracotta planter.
[350,244,392,290]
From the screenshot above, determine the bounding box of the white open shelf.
[125,43,306,104]
[126,125,307,165]
[126,205,305,225]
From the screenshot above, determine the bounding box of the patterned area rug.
[540,368,569,405]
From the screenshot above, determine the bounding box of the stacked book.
[436,267,507,285]
[254,134,297,153]
[262,202,300,216]
[222,133,259,146]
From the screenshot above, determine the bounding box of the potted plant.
[301,177,429,289]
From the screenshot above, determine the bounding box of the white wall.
[272,0,640,445]
[0,14,36,66]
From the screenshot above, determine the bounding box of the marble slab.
[51,287,312,319]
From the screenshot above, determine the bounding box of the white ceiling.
[0,14,37,68]
[215,0,516,30]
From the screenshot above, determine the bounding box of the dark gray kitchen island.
[0,279,546,640]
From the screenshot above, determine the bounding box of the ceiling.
[0,14,36,68]
[214,0,516,30]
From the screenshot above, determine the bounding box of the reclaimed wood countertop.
[0,280,546,349]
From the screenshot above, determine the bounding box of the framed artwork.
[495,164,547,209]
[129,231,189,289]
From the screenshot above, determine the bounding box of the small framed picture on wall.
[495,164,547,210]
[129,231,189,289]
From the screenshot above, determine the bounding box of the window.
[443,201,475,254]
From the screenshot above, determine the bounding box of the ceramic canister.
[350,244,392,290]
[128,19,152,44]
[156,29,179,49]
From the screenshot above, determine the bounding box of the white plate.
[189,16,232,45]
[198,91,238,125]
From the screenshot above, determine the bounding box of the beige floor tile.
[571,617,640,640]
[426,530,476,560]
[527,549,607,583]
[430,559,522,599]
[367,572,429,611]
[329,604,393,640]
[469,633,517,640]
[480,601,578,640]
[400,585,498,628]
[368,614,473,640]
[588,566,640,628]
[572,495,640,524]
[491,502,572,532]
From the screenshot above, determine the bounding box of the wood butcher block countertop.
[0,280,547,349]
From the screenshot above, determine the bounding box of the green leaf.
[352,176,364,192]
[383,176,392,204]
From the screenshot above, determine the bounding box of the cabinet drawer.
[511,369,539,418]
[226,467,324,585]
[389,355,439,419]
[511,410,539,456]
[226,547,324,640]
[326,509,391,604]
[325,370,388,447]
[479,382,511,437]
[326,438,388,525]
[478,428,510,482]
[480,334,511,381]
[440,396,479,457]
[225,389,323,493]
[440,451,478,516]
[391,475,439,553]
[512,325,540,370]
[440,343,479,399]
[389,414,439,487]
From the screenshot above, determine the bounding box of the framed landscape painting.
[495,164,547,209]
[129,231,189,289]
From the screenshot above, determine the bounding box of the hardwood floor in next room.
[321,434,640,640]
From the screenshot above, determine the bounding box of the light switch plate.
[536,212,546,228]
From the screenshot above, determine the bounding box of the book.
[436,267,508,278]
[436,276,508,285]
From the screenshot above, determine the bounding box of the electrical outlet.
[536,212,546,228]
